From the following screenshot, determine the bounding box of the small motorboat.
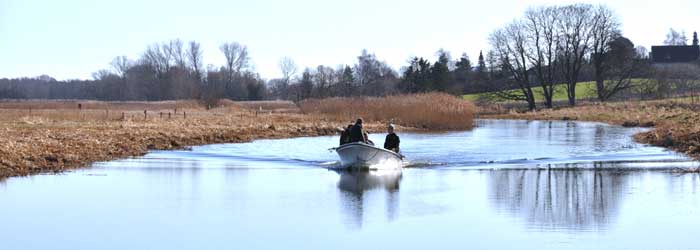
[333,142,404,169]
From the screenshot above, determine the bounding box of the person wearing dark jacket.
[339,124,353,145]
[349,118,367,143]
[384,124,400,153]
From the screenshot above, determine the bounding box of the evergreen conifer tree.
[477,51,487,72]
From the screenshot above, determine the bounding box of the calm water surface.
[2,120,700,250]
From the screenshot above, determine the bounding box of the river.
[1,120,699,249]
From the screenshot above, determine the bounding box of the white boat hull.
[335,142,404,169]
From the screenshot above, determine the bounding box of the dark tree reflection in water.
[487,166,631,231]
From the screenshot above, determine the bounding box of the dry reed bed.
[0,110,395,179]
[299,93,476,130]
[0,99,204,110]
[236,100,301,113]
[482,100,700,158]
[0,97,462,179]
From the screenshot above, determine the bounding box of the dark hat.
[356,118,363,124]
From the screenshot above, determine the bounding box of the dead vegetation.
[0,99,203,110]
[236,100,301,113]
[298,92,476,130]
[0,97,471,179]
[482,99,700,158]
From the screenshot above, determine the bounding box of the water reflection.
[336,169,402,192]
[335,169,402,229]
[487,165,630,231]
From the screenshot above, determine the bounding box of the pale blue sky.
[0,0,698,80]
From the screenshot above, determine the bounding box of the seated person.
[384,124,400,153]
[349,118,367,143]
[339,124,353,145]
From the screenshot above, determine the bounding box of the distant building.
[651,31,699,63]
[651,45,700,63]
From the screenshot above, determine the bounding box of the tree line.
[0,44,499,104]
[0,40,267,105]
[0,3,697,108]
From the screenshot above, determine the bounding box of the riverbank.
[0,107,393,179]
[481,99,700,159]
[0,94,475,179]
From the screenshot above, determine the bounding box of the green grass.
[463,81,599,102]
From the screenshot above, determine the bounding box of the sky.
[0,0,698,80]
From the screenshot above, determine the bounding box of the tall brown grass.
[0,99,203,110]
[0,101,348,178]
[236,100,301,113]
[0,99,245,123]
[298,92,476,130]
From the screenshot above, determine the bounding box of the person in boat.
[363,131,374,146]
[384,124,400,153]
[339,124,353,145]
[349,118,368,144]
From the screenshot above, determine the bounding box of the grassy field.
[0,94,475,179]
[463,81,600,102]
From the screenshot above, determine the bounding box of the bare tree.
[167,39,187,70]
[92,69,114,81]
[298,68,314,100]
[219,42,250,99]
[110,56,131,79]
[142,43,172,76]
[524,6,560,108]
[664,28,688,45]
[187,41,204,82]
[314,65,336,98]
[489,21,536,110]
[589,5,621,101]
[354,49,396,96]
[555,4,595,106]
[279,57,298,83]
[275,57,297,100]
[219,42,249,81]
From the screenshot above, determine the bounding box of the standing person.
[384,124,400,153]
[349,118,367,143]
[339,124,353,145]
